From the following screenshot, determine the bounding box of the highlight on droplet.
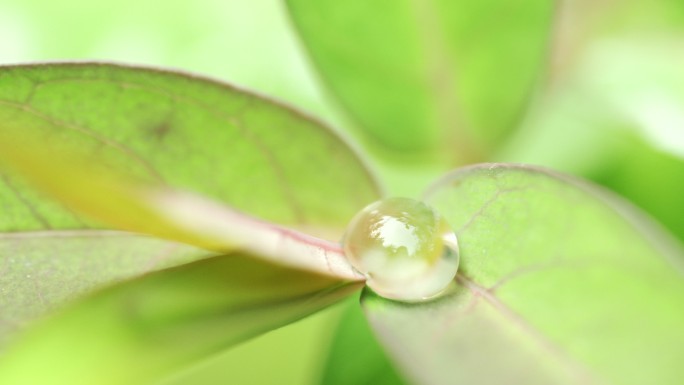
[342,197,459,301]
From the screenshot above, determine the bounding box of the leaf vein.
[456,273,602,384]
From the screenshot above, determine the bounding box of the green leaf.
[0,253,363,385]
[286,0,555,164]
[0,62,380,236]
[363,164,684,385]
[319,299,405,385]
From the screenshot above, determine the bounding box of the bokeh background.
[1,0,683,383]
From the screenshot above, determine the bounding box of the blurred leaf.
[0,253,363,385]
[547,0,684,84]
[588,135,684,242]
[0,62,380,237]
[0,231,210,347]
[363,164,684,385]
[319,299,405,385]
[286,0,555,164]
[499,39,684,241]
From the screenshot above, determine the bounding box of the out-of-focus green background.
[0,1,351,384]
[2,0,684,383]
[0,0,342,124]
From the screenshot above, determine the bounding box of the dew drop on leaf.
[343,197,459,301]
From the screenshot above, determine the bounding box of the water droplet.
[343,197,459,301]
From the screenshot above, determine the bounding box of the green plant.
[1,1,684,384]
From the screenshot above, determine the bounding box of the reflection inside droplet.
[343,197,459,301]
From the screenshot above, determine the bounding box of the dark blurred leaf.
[0,254,363,385]
[319,299,405,385]
[364,164,684,385]
[287,0,555,164]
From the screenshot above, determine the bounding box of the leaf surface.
[0,253,362,385]
[363,164,684,385]
[286,0,555,164]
